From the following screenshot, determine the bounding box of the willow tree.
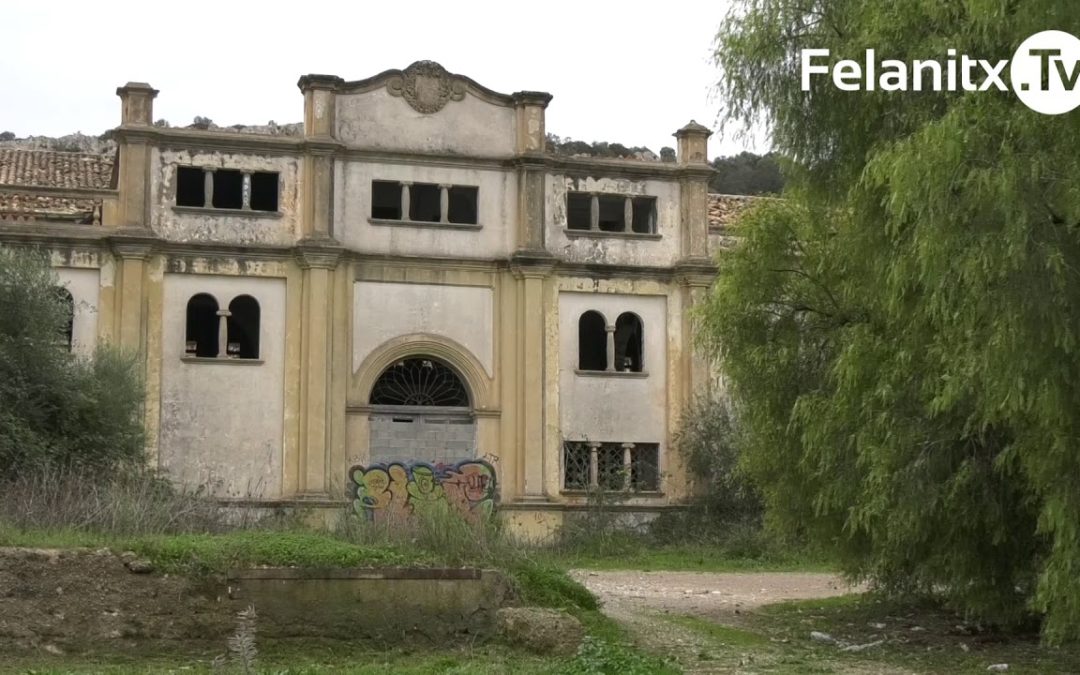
[703,1,1080,640]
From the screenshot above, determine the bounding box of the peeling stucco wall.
[336,89,516,157]
[335,160,516,259]
[352,281,494,377]
[545,175,681,267]
[54,267,100,356]
[158,273,286,498]
[150,148,301,246]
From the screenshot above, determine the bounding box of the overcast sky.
[1,0,764,157]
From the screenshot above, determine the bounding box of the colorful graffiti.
[348,459,497,524]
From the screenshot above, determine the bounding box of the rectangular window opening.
[563,442,590,490]
[410,183,441,222]
[631,197,657,234]
[596,195,625,232]
[250,172,279,212]
[566,192,591,230]
[447,186,478,224]
[212,170,244,210]
[176,167,204,207]
[631,443,660,491]
[371,181,402,219]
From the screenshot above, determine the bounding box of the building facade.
[0,62,743,536]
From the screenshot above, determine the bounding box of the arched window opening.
[614,312,643,372]
[55,287,74,351]
[578,311,607,371]
[227,295,260,359]
[370,357,470,407]
[185,293,219,358]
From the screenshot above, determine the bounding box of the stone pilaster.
[113,82,159,229]
[510,255,556,501]
[295,241,344,498]
[674,120,714,263]
[297,75,343,240]
[512,90,553,253]
[107,234,156,353]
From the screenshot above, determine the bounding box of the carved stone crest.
[387,61,466,114]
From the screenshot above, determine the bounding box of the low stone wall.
[0,547,513,652]
[227,567,514,642]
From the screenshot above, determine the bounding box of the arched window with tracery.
[227,295,260,359]
[578,310,607,371]
[185,293,219,357]
[370,357,470,407]
[614,312,644,372]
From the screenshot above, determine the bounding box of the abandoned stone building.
[0,61,748,536]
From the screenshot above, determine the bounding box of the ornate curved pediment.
[386,61,467,114]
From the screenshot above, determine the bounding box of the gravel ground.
[570,570,876,674]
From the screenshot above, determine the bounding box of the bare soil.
[0,547,231,655]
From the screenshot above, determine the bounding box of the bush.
[0,248,145,478]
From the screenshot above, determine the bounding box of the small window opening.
[212,170,243,210]
[185,293,219,358]
[563,442,590,490]
[597,443,626,490]
[226,295,260,359]
[578,311,607,371]
[55,287,74,351]
[631,197,656,234]
[447,186,479,224]
[614,312,643,372]
[631,443,660,491]
[410,183,441,222]
[176,167,204,207]
[371,181,402,219]
[250,172,279,212]
[596,195,625,232]
[566,193,591,230]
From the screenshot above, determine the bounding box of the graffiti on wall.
[348,459,497,524]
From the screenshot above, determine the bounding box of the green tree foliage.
[709,152,785,195]
[0,248,144,477]
[704,1,1080,641]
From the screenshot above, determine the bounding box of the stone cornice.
[509,250,557,278]
[113,126,307,156]
[0,184,118,199]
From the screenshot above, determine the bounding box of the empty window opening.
[566,192,592,230]
[370,357,470,407]
[631,197,657,234]
[578,310,607,371]
[249,172,279,212]
[55,287,74,351]
[596,195,625,232]
[212,170,243,210]
[226,295,260,359]
[176,167,205,207]
[185,293,219,358]
[409,183,441,222]
[614,312,644,372]
[448,186,479,224]
[371,181,402,219]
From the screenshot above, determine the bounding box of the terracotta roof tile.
[0,149,114,190]
[708,193,765,229]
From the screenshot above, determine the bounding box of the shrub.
[0,248,145,478]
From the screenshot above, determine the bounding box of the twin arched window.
[185,293,261,359]
[577,310,644,373]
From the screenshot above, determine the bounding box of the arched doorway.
[368,356,475,465]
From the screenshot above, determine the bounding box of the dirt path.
[569,570,873,674]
